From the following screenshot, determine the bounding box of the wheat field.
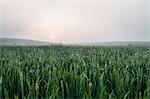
[0,45,150,98]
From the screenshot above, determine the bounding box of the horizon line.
[0,37,150,44]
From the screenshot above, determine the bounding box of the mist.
[0,0,149,43]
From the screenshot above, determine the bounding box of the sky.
[0,0,150,43]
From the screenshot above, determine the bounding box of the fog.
[0,0,149,43]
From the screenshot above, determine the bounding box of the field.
[0,45,150,98]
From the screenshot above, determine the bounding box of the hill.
[0,38,150,46]
[0,38,52,46]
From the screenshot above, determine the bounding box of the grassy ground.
[0,45,150,98]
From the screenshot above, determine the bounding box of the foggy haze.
[0,0,149,43]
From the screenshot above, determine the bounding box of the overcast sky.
[0,0,150,43]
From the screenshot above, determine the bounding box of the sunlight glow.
[49,34,56,41]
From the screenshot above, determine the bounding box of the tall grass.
[0,45,150,98]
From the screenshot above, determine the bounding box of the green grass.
[0,45,150,98]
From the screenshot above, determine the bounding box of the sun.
[49,34,56,41]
